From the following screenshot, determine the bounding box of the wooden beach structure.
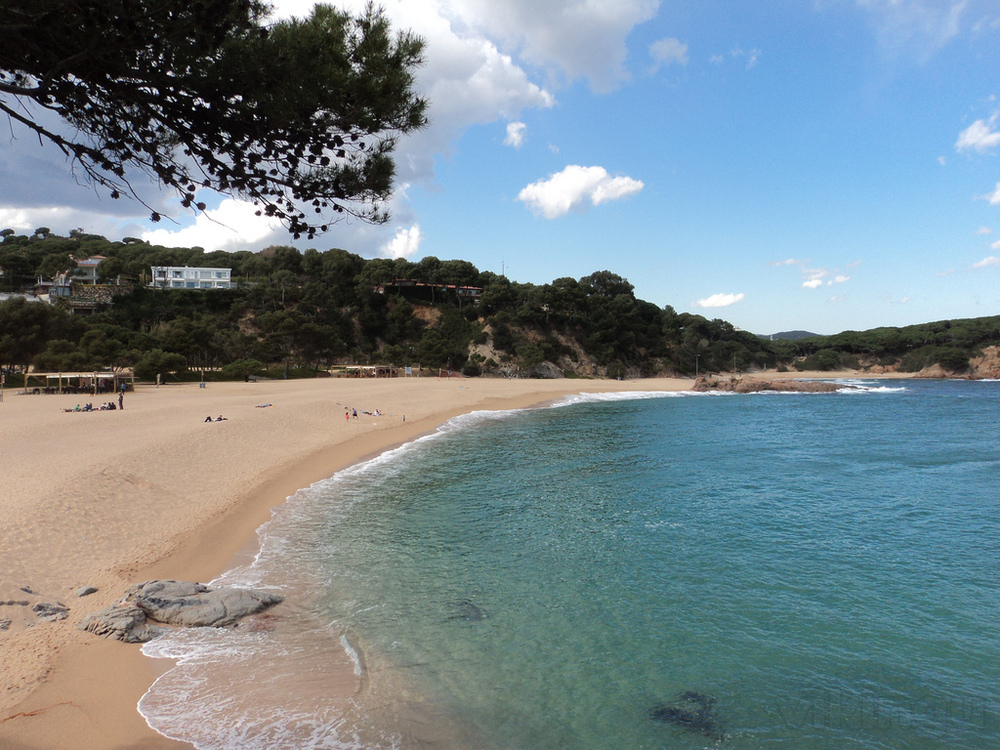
[18,371,135,395]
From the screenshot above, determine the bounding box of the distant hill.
[2,229,998,379]
[764,330,821,341]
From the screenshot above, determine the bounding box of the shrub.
[935,348,969,372]
[261,367,322,379]
[220,359,264,380]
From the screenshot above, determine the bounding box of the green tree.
[936,348,969,372]
[0,297,78,370]
[36,252,74,281]
[258,309,307,377]
[220,358,263,379]
[133,349,188,381]
[1,1,427,237]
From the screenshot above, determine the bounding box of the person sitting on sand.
[215,415,227,421]
[205,416,213,422]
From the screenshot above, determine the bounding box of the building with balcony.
[150,266,233,290]
[75,255,106,284]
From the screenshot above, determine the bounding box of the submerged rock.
[650,691,719,736]
[78,579,284,643]
[448,599,488,622]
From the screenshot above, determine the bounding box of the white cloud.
[728,47,761,69]
[445,0,661,91]
[854,0,974,59]
[694,292,745,308]
[976,226,993,235]
[937,155,947,166]
[709,54,724,65]
[504,121,527,148]
[779,259,853,289]
[517,165,643,218]
[802,266,830,287]
[956,114,1000,153]
[649,37,689,69]
[972,255,1000,268]
[985,183,1000,205]
[992,239,1000,249]
[141,199,283,251]
[768,258,805,267]
[383,224,423,258]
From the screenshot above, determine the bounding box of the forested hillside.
[1,230,997,380]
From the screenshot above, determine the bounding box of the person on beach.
[345,409,350,421]
[352,408,357,418]
[118,391,124,410]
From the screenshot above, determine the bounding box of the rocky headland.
[692,376,850,394]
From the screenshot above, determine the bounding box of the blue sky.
[2,0,999,334]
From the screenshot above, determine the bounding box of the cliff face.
[969,346,1000,379]
[861,345,1000,380]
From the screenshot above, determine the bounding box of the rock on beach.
[78,579,284,643]
[692,376,848,394]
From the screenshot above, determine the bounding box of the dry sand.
[1,373,708,749]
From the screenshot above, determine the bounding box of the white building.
[75,255,106,284]
[150,266,233,290]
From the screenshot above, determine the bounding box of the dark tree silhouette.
[0,0,427,238]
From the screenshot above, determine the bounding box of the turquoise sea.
[140,379,1000,749]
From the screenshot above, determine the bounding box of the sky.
[2,0,1000,335]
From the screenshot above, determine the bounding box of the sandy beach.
[1,373,722,749]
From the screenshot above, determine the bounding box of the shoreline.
[0,369,894,749]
